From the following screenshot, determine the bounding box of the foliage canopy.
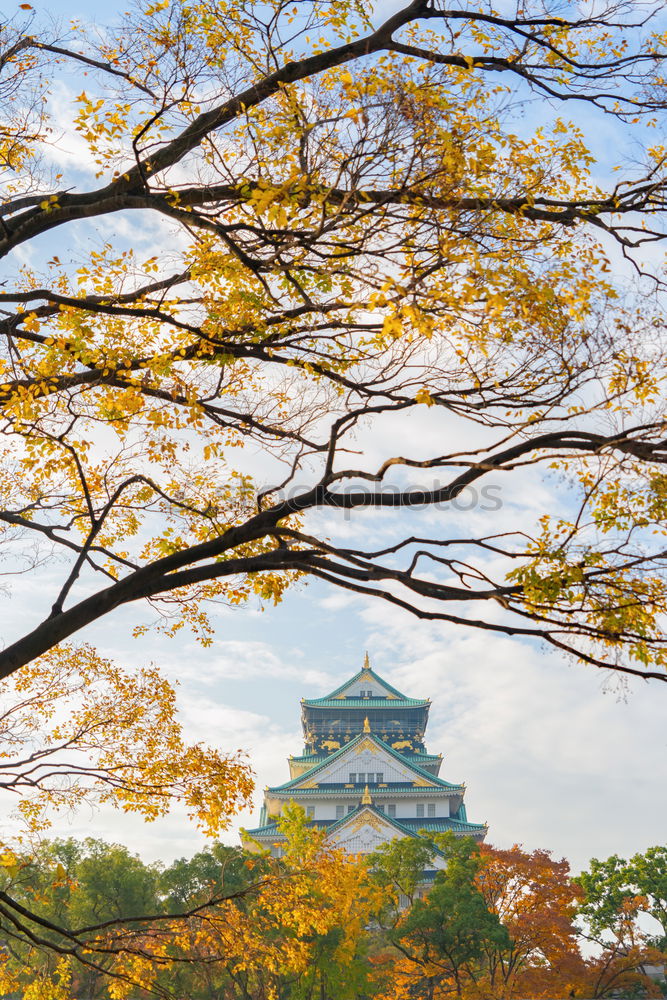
[3,0,667,682]
[2,801,665,998]
[372,834,666,1000]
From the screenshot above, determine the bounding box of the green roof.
[400,818,487,835]
[303,697,429,709]
[314,666,418,703]
[244,806,486,843]
[268,732,462,794]
[266,785,461,797]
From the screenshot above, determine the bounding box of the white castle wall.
[316,749,422,784]
[300,797,451,821]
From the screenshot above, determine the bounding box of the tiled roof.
[244,807,486,842]
[268,732,463,793]
[319,666,413,701]
[399,817,487,835]
[290,750,441,768]
[267,783,463,796]
[302,697,429,709]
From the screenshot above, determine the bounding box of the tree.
[187,805,389,1000]
[474,843,587,998]
[0,644,252,836]
[576,847,667,949]
[372,833,511,998]
[2,838,163,1000]
[372,836,664,1000]
[0,646,253,998]
[370,834,437,912]
[1,808,390,1000]
[2,1,667,681]
[160,841,254,912]
[575,848,667,998]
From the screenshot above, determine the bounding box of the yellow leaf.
[415,387,435,406]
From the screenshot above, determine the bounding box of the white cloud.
[177,639,336,688]
[354,598,667,872]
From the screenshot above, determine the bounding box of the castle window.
[357,772,365,783]
[416,804,424,817]
[375,772,384,783]
[428,804,436,817]
[349,772,356,783]
[347,804,355,813]
[306,806,315,818]
[387,804,396,817]
[336,805,344,819]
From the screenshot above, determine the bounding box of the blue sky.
[1,0,666,874]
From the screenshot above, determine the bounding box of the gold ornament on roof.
[346,812,384,834]
[363,651,370,670]
[361,784,372,805]
[363,716,371,733]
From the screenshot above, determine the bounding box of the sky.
[47,580,663,876]
[1,0,666,877]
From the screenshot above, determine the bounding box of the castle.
[243,656,486,855]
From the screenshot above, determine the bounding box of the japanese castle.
[243,656,486,855]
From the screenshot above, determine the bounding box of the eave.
[243,807,486,845]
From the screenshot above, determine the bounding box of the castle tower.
[242,656,487,856]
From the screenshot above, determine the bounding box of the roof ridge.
[320,664,413,701]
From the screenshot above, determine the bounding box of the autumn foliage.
[1,799,665,999]
[1,0,667,990]
[0,644,252,835]
[0,809,391,1000]
[2,0,667,682]
[373,836,665,1000]
[0,645,255,997]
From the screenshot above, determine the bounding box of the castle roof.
[302,664,429,709]
[289,750,442,766]
[244,804,486,844]
[268,731,462,794]
[303,696,429,709]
